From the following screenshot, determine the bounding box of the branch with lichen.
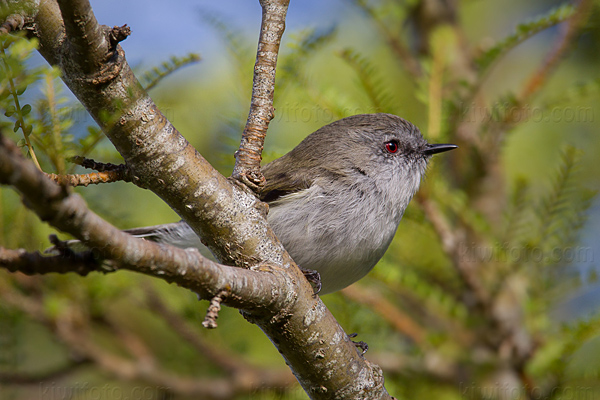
[0,131,287,309]
[231,0,290,191]
[1,0,395,396]
[44,156,132,186]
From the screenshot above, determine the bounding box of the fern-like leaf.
[277,26,337,94]
[339,48,396,113]
[476,4,575,72]
[533,147,596,264]
[377,259,470,328]
[140,53,201,92]
[502,176,533,245]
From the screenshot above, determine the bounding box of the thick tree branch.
[0,132,288,311]
[231,0,289,191]
[55,0,109,73]
[30,0,287,280]
[3,1,396,397]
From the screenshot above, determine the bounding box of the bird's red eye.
[385,141,399,154]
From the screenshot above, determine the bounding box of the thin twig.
[44,73,67,174]
[47,156,129,186]
[202,288,229,329]
[44,170,130,186]
[231,0,290,191]
[1,46,41,170]
[70,156,126,171]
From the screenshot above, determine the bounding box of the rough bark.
[0,0,394,398]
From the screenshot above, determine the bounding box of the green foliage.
[533,147,595,254]
[339,48,396,113]
[502,177,531,244]
[542,77,600,110]
[139,53,201,92]
[497,147,596,278]
[31,68,75,174]
[0,35,45,165]
[476,4,575,72]
[277,26,337,97]
[0,35,107,173]
[2,1,600,399]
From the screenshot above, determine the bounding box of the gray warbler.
[123,113,457,294]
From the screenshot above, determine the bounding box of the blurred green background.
[2,0,600,399]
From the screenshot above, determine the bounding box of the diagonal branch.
[7,1,397,397]
[0,132,288,310]
[55,0,110,73]
[231,0,290,191]
[30,0,288,276]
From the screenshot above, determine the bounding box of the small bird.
[126,113,456,294]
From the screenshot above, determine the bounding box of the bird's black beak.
[423,143,458,155]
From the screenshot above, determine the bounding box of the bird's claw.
[300,267,322,295]
[348,333,368,355]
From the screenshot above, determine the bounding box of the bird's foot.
[300,267,322,295]
[348,333,368,355]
